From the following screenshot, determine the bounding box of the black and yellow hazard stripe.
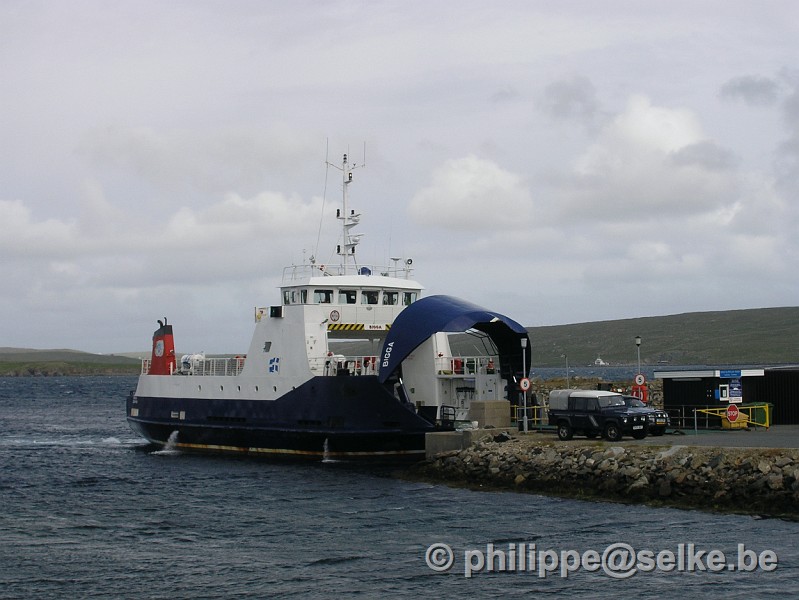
[327,323,392,331]
[328,323,363,331]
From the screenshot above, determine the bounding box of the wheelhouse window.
[382,291,398,306]
[361,290,379,305]
[281,289,303,305]
[339,290,357,304]
[402,291,418,305]
[314,289,333,304]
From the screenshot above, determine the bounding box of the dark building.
[655,366,799,428]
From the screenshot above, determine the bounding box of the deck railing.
[434,355,498,377]
[141,353,499,379]
[141,356,246,376]
[281,263,415,282]
[309,355,381,377]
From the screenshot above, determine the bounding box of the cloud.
[539,76,600,125]
[409,156,534,230]
[556,95,740,220]
[719,75,780,106]
[774,79,799,203]
[0,184,327,285]
[669,141,738,171]
[0,200,79,258]
[78,125,322,200]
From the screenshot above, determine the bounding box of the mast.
[330,153,363,275]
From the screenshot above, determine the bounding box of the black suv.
[547,389,648,441]
[622,395,670,436]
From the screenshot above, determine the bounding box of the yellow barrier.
[511,405,547,428]
[695,404,772,429]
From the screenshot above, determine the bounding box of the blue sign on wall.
[720,369,742,378]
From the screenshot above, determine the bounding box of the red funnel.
[149,318,176,375]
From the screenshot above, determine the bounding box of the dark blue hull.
[126,375,433,460]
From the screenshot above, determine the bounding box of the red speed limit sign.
[519,378,531,391]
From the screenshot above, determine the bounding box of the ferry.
[126,154,530,460]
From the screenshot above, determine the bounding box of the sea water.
[1,376,797,599]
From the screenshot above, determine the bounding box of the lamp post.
[561,353,569,388]
[635,335,642,376]
[521,337,528,433]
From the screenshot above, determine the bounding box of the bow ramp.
[379,295,530,384]
[377,295,530,431]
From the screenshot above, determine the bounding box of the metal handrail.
[665,404,772,430]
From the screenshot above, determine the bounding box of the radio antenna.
[314,139,331,262]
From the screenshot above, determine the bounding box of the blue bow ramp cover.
[378,295,531,383]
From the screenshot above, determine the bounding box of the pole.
[521,338,528,433]
[635,335,642,376]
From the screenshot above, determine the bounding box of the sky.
[2,1,798,354]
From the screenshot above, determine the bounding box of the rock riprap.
[409,434,799,518]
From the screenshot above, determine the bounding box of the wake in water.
[151,430,181,456]
[321,437,339,464]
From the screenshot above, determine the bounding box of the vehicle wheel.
[557,422,573,441]
[632,429,647,440]
[603,422,622,442]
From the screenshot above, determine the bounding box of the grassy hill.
[527,306,799,367]
[0,348,140,376]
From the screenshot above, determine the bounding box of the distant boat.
[594,356,609,366]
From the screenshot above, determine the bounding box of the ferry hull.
[127,419,427,460]
[127,376,433,461]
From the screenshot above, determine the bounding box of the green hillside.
[0,348,140,376]
[528,306,799,367]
